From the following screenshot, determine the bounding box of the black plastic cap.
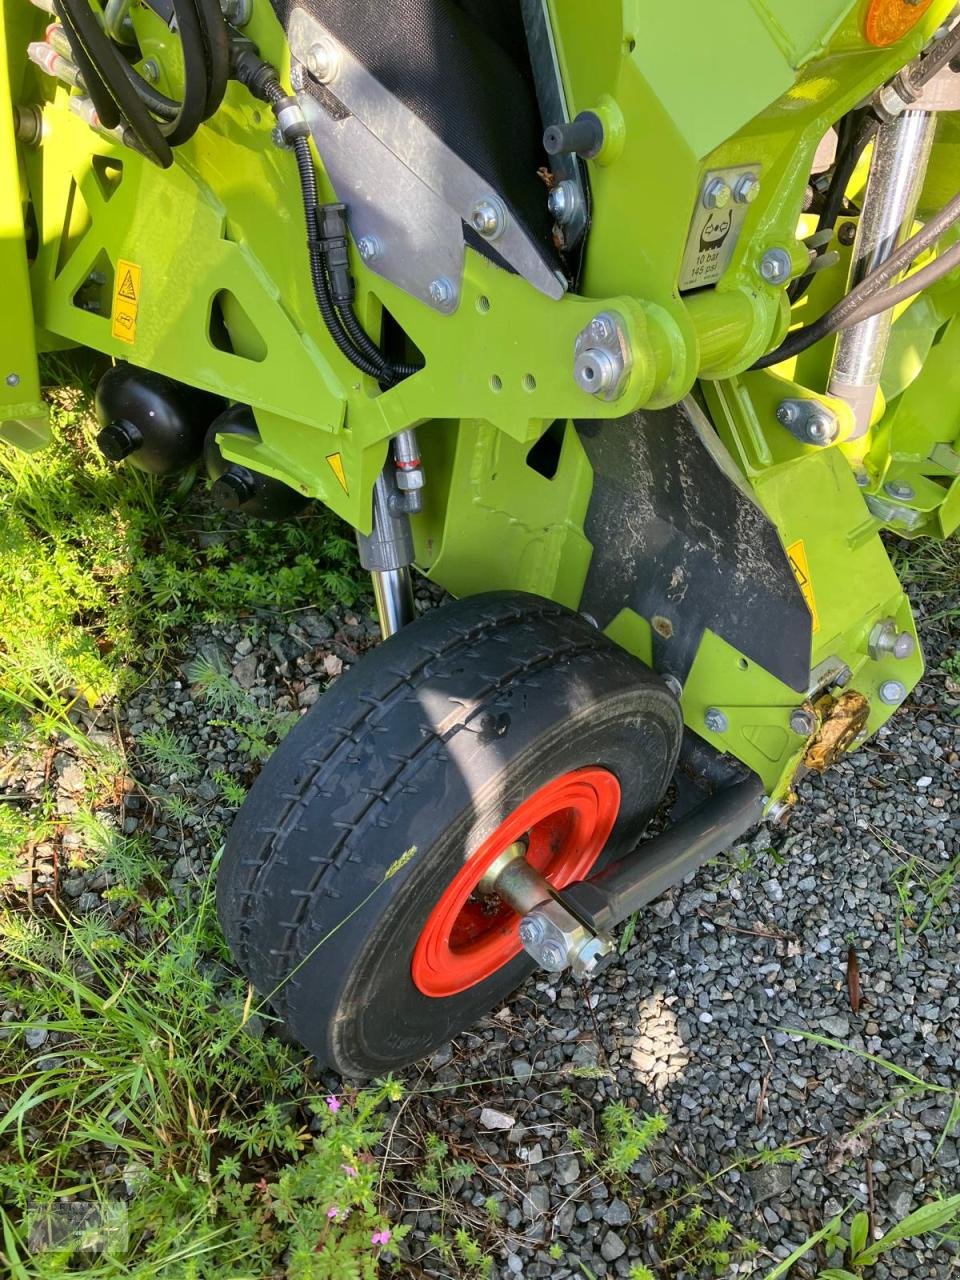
[211,465,257,511]
[96,419,143,462]
[543,111,604,160]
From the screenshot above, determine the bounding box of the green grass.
[0,357,360,726]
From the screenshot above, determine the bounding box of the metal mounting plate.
[679,165,761,291]
[288,6,565,313]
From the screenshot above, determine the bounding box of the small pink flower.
[341,1164,358,1177]
[327,1206,339,1220]
[325,1094,341,1113]
[371,1229,391,1247]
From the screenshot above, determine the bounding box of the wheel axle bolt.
[518,916,545,947]
[704,707,728,734]
[789,708,816,736]
[538,942,566,971]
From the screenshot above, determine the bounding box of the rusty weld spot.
[804,690,870,773]
[652,615,673,640]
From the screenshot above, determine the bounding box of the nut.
[760,248,792,285]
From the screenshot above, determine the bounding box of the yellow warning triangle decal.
[117,269,138,302]
[326,452,348,494]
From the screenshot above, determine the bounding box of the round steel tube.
[827,110,936,439]
[371,567,415,639]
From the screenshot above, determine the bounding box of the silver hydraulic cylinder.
[827,110,936,439]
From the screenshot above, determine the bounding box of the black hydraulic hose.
[53,0,173,165]
[788,112,877,305]
[752,185,960,368]
[195,0,230,121]
[119,60,178,122]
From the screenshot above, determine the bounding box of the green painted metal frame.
[3,0,959,802]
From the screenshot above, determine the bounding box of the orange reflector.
[865,0,935,47]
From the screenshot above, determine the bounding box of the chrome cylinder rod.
[371,566,415,639]
[827,110,936,439]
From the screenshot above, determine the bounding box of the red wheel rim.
[411,768,621,998]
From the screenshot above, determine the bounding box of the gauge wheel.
[216,591,683,1077]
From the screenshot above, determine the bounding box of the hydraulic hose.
[789,111,877,306]
[752,185,960,368]
[53,0,228,164]
[840,236,960,326]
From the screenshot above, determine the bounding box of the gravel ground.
[4,563,959,1278]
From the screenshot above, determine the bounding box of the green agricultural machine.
[4,0,960,1075]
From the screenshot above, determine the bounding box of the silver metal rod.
[371,567,415,639]
[827,110,936,438]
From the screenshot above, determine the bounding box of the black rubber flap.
[576,402,812,692]
[272,0,558,264]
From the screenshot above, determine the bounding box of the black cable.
[752,186,960,369]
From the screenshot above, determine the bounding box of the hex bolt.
[869,618,916,662]
[141,59,160,84]
[356,235,382,263]
[306,39,338,82]
[703,178,732,209]
[776,401,800,428]
[789,708,817,736]
[853,468,870,488]
[733,173,761,204]
[470,197,507,240]
[760,247,792,284]
[704,707,729,734]
[547,180,579,225]
[428,277,455,309]
[538,942,566,971]
[5,373,20,388]
[879,679,906,705]
[884,479,915,501]
[838,221,857,247]
[518,916,545,947]
[589,315,614,342]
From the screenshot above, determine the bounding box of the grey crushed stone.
[2,556,958,1277]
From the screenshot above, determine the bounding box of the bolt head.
[589,315,614,342]
[892,631,916,660]
[789,708,816,736]
[760,248,792,285]
[356,235,381,263]
[806,413,839,445]
[703,178,732,210]
[428,277,455,309]
[704,707,728,734]
[663,673,683,700]
[470,197,506,240]
[733,173,760,204]
[306,39,338,82]
[878,679,906,706]
[884,479,915,501]
[538,942,566,971]
[547,180,578,225]
[5,373,20,388]
[776,400,799,427]
[519,916,545,947]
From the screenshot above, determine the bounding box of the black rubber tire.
[216,591,682,1077]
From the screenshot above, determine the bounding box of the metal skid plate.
[288,6,564,314]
